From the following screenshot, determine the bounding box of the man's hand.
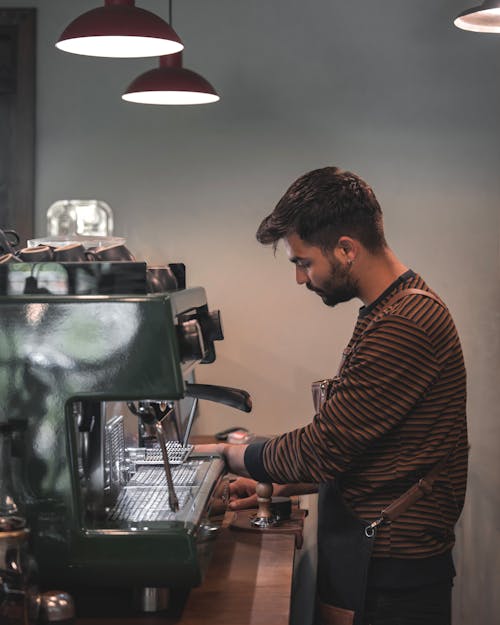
[228,477,320,510]
[193,442,225,457]
[228,477,259,510]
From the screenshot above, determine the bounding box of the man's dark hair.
[256,166,387,253]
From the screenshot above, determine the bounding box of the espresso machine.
[0,260,250,599]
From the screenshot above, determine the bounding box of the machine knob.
[177,319,206,362]
[208,310,224,341]
[197,309,224,344]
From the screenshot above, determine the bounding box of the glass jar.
[46,199,114,237]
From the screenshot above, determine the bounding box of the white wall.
[2,1,499,623]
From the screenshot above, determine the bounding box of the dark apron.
[315,479,376,625]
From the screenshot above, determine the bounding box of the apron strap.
[337,288,446,376]
[359,288,450,536]
[365,450,453,535]
[364,288,446,336]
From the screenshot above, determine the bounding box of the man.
[197,167,468,625]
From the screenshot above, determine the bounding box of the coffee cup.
[53,242,87,262]
[0,253,21,264]
[146,266,178,292]
[18,246,53,262]
[85,243,135,262]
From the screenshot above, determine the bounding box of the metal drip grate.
[104,415,126,489]
[103,414,199,523]
[129,462,202,488]
[137,442,193,466]
[108,485,191,522]
[108,463,203,522]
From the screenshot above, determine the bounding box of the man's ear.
[336,236,358,263]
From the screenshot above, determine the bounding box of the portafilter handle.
[184,383,252,413]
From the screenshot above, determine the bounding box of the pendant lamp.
[55,0,183,58]
[454,0,500,32]
[122,52,220,105]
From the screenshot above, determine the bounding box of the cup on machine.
[0,228,20,255]
[85,243,135,262]
[0,253,21,264]
[53,242,87,262]
[18,246,54,262]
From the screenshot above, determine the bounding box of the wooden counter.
[75,514,297,625]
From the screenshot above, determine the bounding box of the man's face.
[283,233,359,307]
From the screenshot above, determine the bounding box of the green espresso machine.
[0,262,251,597]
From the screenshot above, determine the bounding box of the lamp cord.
[169,0,172,25]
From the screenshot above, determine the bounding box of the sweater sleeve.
[258,314,441,484]
[244,440,273,482]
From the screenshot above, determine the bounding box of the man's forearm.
[222,444,319,495]
[196,443,318,493]
[222,442,250,477]
[195,442,251,476]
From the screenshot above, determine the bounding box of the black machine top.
[0,262,185,296]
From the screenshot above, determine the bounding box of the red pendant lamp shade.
[122,53,220,105]
[56,0,183,58]
[454,1,500,32]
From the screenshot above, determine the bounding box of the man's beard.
[306,258,359,307]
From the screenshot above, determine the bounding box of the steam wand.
[127,401,179,512]
[154,416,179,512]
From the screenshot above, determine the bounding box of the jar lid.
[28,235,125,250]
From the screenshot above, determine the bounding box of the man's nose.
[295,266,308,284]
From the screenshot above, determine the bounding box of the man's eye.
[296,261,310,269]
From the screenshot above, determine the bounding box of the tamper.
[250,483,278,528]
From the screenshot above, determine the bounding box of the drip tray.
[108,461,203,522]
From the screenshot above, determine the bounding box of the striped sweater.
[245,270,468,559]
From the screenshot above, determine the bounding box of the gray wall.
[2,1,499,623]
